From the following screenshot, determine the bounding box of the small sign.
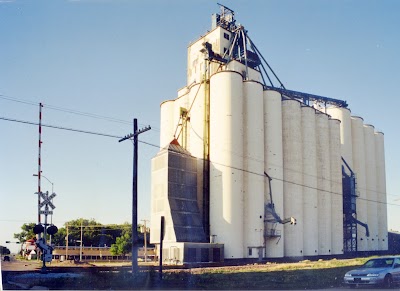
[40,210,53,215]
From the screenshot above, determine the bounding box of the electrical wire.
[0,116,123,139]
[1,115,399,208]
[0,94,160,132]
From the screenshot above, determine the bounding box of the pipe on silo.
[243,81,265,258]
[160,100,175,148]
[364,124,378,251]
[209,71,244,258]
[264,90,284,258]
[375,131,388,251]
[316,112,332,255]
[282,99,303,257]
[329,118,343,255]
[301,105,318,256]
[350,116,368,251]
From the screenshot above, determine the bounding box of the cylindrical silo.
[209,71,244,258]
[350,116,368,251]
[326,107,353,169]
[375,131,388,251]
[243,80,265,258]
[364,124,378,251]
[282,99,303,257]
[264,90,284,258]
[188,83,206,219]
[301,105,318,256]
[329,118,343,255]
[160,100,175,148]
[316,112,332,255]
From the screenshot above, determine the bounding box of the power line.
[1,115,399,208]
[0,94,160,131]
[0,116,123,139]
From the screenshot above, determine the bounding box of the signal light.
[47,225,58,235]
[33,224,44,234]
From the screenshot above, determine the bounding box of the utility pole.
[65,224,68,260]
[141,219,149,262]
[37,103,43,225]
[119,118,151,274]
[80,219,83,261]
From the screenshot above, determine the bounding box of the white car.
[343,256,400,288]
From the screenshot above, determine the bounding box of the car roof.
[367,256,400,260]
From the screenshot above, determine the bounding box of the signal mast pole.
[37,103,43,224]
[119,118,151,274]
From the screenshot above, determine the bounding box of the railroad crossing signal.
[37,191,56,210]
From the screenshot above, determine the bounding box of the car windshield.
[362,258,394,268]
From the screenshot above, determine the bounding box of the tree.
[13,219,149,250]
[110,225,132,256]
[51,219,127,247]
[13,222,36,242]
[110,223,150,255]
[51,227,66,246]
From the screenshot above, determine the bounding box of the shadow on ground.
[2,264,361,290]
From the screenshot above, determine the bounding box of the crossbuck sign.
[37,191,56,215]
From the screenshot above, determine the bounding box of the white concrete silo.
[160,100,176,148]
[263,90,284,258]
[316,112,332,255]
[209,71,244,258]
[282,99,303,257]
[301,105,318,256]
[375,131,388,250]
[329,118,343,255]
[326,107,353,169]
[350,116,368,251]
[364,124,378,250]
[243,80,265,258]
[188,82,206,217]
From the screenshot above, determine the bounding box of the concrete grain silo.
[243,80,265,258]
[282,99,303,257]
[364,124,379,250]
[329,118,343,254]
[187,82,206,216]
[325,107,353,169]
[375,132,388,250]
[301,105,318,256]
[159,100,175,148]
[263,90,284,258]
[150,4,388,263]
[316,112,332,255]
[209,71,244,258]
[350,116,368,251]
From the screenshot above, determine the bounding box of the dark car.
[343,256,400,288]
[3,255,10,261]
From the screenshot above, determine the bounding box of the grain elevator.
[150,5,388,263]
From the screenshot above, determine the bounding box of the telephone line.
[0,94,160,131]
[2,115,399,207]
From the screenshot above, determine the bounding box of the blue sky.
[1,0,399,253]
